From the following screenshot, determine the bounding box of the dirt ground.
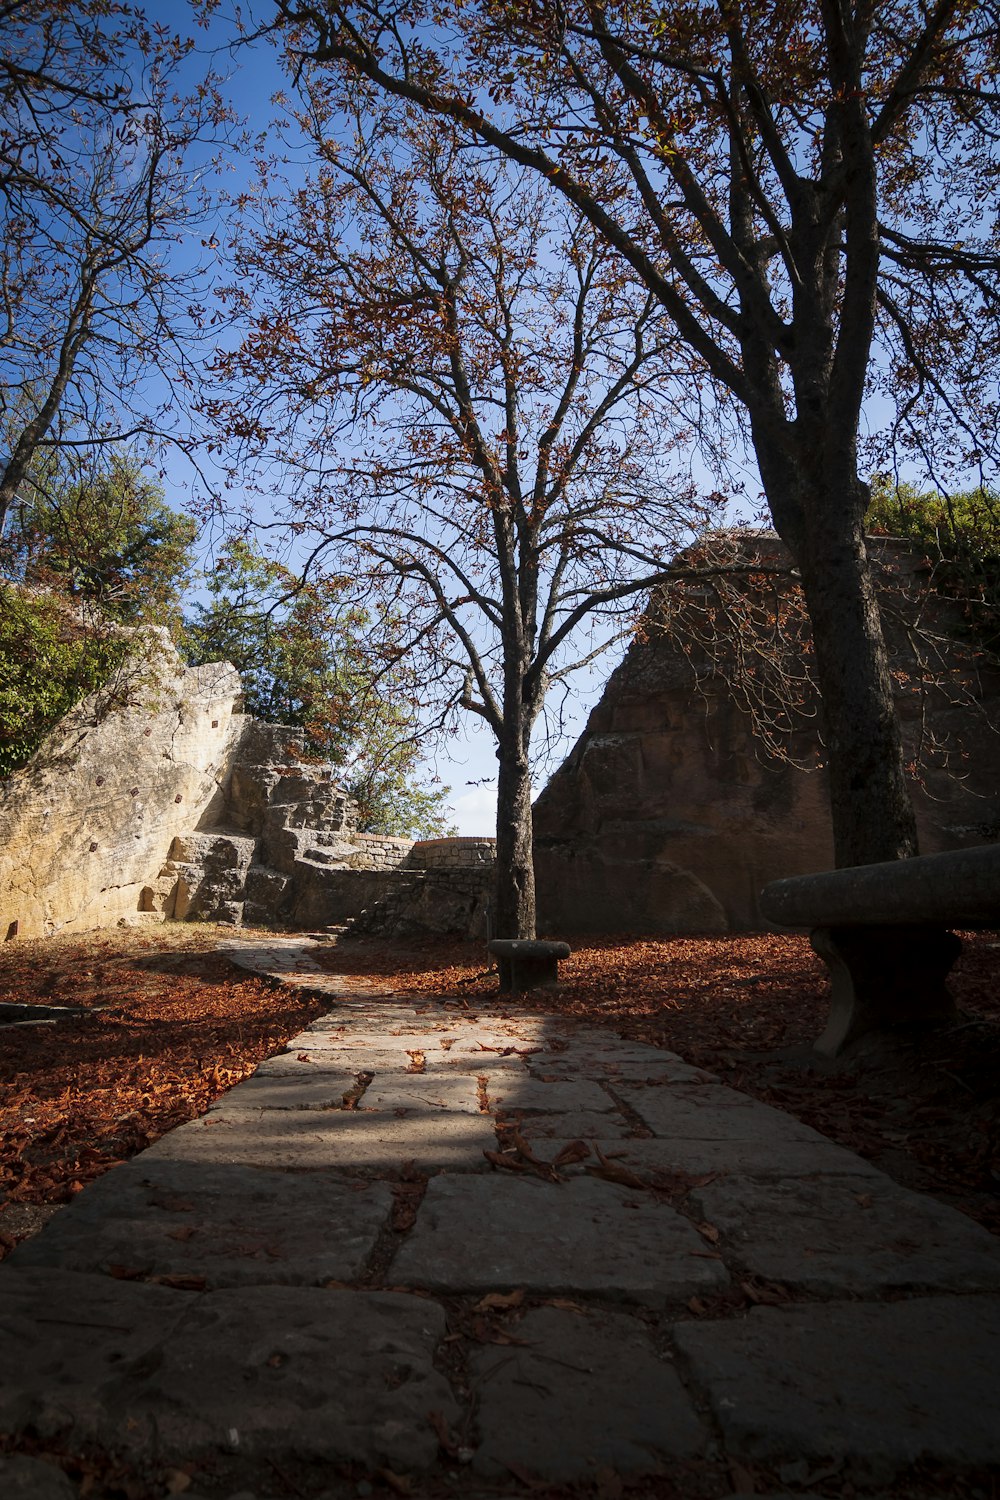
[2,924,998,1255]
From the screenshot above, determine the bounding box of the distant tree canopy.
[184,541,453,838]
[0,451,196,777]
[867,480,1000,657]
[2,450,196,631]
[0,587,132,779]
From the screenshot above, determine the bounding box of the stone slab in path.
[6,1159,392,1288]
[362,1072,483,1113]
[0,1267,196,1440]
[208,1069,361,1111]
[391,1173,729,1303]
[617,1082,831,1142]
[485,1077,619,1115]
[688,1173,1000,1295]
[471,1306,706,1480]
[674,1295,1000,1477]
[100,1285,458,1473]
[548,1133,887,1179]
[139,1098,496,1172]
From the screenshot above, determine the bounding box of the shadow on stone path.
[2,936,999,1500]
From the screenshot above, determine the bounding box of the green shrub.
[0,587,131,778]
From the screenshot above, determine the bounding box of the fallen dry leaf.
[587,1144,650,1191]
[552,1139,591,1167]
[476,1288,526,1310]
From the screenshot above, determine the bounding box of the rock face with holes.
[0,634,496,941]
[0,633,246,941]
[534,534,1000,935]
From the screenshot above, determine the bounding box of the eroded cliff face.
[533,536,1000,934]
[0,634,497,942]
[0,636,246,939]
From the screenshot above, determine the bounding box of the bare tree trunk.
[757,434,920,867]
[796,518,918,867]
[494,726,536,941]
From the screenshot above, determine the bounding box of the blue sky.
[136,2,634,834]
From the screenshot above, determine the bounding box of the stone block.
[471,1307,706,1480]
[673,1297,1000,1477]
[391,1174,729,1303]
[7,1158,391,1288]
[686,1173,1000,1295]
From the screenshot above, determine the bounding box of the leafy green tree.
[867,480,1000,658]
[0,586,132,778]
[2,450,196,630]
[184,541,453,837]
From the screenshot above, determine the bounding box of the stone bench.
[488,938,571,994]
[760,844,1000,1056]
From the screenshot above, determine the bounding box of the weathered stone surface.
[533,535,1000,934]
[362,1073,484,1113]
[209,1070,362,1111]
[140,1100,496,1171]
[673,1297,1000,1476]
[486,1078,618,1115]
[0,1267,196,1439]
[0,639,245,940]
[617,1083,832,1143]
[6,1159,391,1287]
[539,1135,886,1179]
[687,1174,1000,1294]
[505,1111,631,1139]
[77,1286,455,1472]
[471,1307,706,1479]
[391,1174,729,1303]
[0,1455,78,1499]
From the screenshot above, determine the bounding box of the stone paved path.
[2,936,1000,1500]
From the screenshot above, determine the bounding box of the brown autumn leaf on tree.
[276,0,1000,874]
[207,82,721,950]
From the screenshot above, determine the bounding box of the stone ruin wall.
[533,535,1000,936]
[0,634,496,943]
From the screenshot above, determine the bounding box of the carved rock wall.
[0,634,498,942]
[0,638,246,940]
[533,537,1000,935]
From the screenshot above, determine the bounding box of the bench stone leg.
[810,924,962,1057]
[498,953,560,995]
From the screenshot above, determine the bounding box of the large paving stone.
[0,1455,78,1499]
[7,1159,391,1288]
[101,1286,458,1472]
[0,1267,195,1440]
[209,1070,361,1111]
[617,1083,829,1142]
[674,1296,1000,1477]
[280,1026,424,1052]
[391,1174,729,1303]
[363,1073,483,1113]
[504,1111,631,1139]
[471,1307,706,1480]
[486,1078,618,1114]
[688,1174,1000,1294]
[254,1047,429,1076]
[529,1041,702,1074]
[544,1135,886,1179]
[139,1101,496,1171]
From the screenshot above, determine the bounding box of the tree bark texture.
[494,732,536,941]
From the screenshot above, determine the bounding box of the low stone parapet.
[760,843,1000,1055]
[410,837,497,870]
